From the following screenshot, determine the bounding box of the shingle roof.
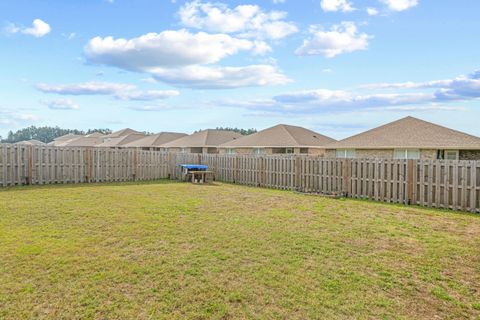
[15,139,45,146]
[96,133,146,147]
[163,130,242,148]
[53,133,82,141]
[220,124,336,148]
[62,135,105,147]
[103,128,141,139]
[327,116,480,150]
[123,132,188,148]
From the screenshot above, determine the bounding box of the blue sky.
[1,0,479,139]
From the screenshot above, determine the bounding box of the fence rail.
[1,144,479,213]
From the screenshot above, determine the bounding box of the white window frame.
[253,148,265,155]
[336,149,356,159]
[181,147,187,153]
[226,148,235,155]
[444,150,459,160]
[285,147,294,154]
[394,149,420,160]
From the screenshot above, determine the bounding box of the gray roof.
[327,116,480,150]
[220,124,336,148]
[96,133,146,147]
[123,132,188,148]
[163,130,242,148]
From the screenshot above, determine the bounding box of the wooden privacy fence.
[0,144,169,186]
[1,144,479,212]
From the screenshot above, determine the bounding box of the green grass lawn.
[0,181,479,319]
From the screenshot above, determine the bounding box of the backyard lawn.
[0,181,479,319]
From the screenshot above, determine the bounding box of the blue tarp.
[179,164,209,170]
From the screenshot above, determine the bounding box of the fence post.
[407,159,414,205]
[295,155,301,191]
[258,156,264,187]
[233,155,238,183]
[343,159,350,196]
[27,145,33,185]
[132,150,137,181]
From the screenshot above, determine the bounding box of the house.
[96,128,146,148]
[325,116,480,160]
[48,133,82,146]
[122,132,188,150]
[163,129,242,154]
[15,139,46,146]
[60,132,105,147]
[218,124,336,155]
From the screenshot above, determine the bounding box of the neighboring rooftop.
[327,116,480,150]
[14,139,45,146]
[96,133,146,147]
[163,130,242,148]
[220,124,336,148]
[53,133,82,141]
[123,132,188,148]
[103,128,141,139]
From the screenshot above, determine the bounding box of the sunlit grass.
[0,181,479,319]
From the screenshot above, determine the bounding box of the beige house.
[218,124,336,155]
[15,139,46,146]
[163,129,242,154]
[326,116,480,160]
[48,133,83,146]
[123,132,187,150]
[96,128,146,148]
[60,132,105,147]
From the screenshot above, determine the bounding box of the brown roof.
[163,130,242,148]
[123,132,188,148]
[103,128,141,139]
[15,139,46,146]
[96,133,146,147]
[327,116,480,150]
[220,124,336,148]
[53,133,82,141]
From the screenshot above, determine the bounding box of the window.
[226,148,235,154]
[285,148,294,154]
[394,149,420,160]
[444,150,459,160]
[300,148,309,154]
[181,148,187,153]
[336,149,356,159]
[253,148,265,155]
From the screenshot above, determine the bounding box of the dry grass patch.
[0,181,479,319]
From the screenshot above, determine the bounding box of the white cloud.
[295,22,371,57]
[129,104,174,111]
[36,82,135,95]
[84,29,254,71]
[367,7,379,15]
[36,81,180,101]
[272,0,286,3]
[0,109,39,127]
[40,99,80,110]
[320,0,354,12]
[150,64,291,89]
[362,70,480,101]
[178,1,298,40]
[5,19,51,38]
[380,0,418,11]
[221,69,480,114]
[116,90,180,101]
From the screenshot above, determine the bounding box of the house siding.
[219,147,325,155]
[459,150,480,160]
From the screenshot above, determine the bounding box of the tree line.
[1,126,257,144]
[1,126,112,143]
